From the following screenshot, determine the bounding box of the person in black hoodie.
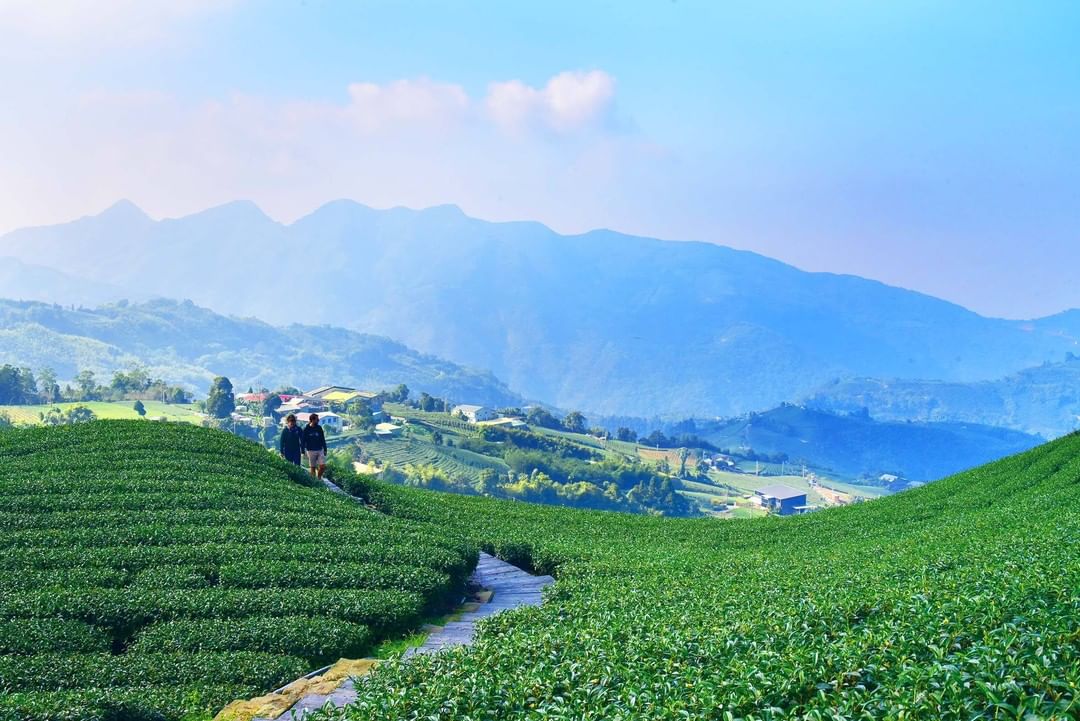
[302,413,328,480]
[278,413,304,466]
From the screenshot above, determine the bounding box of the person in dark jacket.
[279,413,304,466]
[302,413,328,479]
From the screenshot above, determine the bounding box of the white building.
[452,404,498,423]
[289,411,343,432]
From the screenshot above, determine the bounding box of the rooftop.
[754,484,807,501]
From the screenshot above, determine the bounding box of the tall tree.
[205,376,236,419]
[37,367,60,403]
[74,370,98,401]
[563,411,587,434]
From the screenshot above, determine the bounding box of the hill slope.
[0,298,520,406]
[3,201,1078,417]
[0,421,475,720]
[329,430,1080,719]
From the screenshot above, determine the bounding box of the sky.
[0,0,1077,319]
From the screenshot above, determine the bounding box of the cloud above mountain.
[0,68,639,239]
[486,70,616,134]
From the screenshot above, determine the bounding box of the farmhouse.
[754,484,809,516]
[305,385,354,399]
[276,396,326,416]
[289,411,342,432]
[374,422,403,438]
[305,386,382,408]
[452,404,498,423]
[235,392,268,404]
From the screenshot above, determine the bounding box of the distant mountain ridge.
[0,299,519,406]
[691,404,1040,481]
[806,354,1080,438]
[2,200,1078,417]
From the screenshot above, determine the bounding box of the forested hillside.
[0,299,519,407]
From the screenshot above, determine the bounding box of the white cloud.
[486,70,616,134]
[344,78,470,134]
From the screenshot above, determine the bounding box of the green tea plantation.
[319,431,1080,719]
[0,421,476,720]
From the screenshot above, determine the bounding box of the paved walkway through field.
[249,480,554,720]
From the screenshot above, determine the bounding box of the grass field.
[0,401,204,425]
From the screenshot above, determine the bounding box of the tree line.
[0,365,190,406]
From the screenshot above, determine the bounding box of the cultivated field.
[0,421,475,720]
[0,401,204,425]
[322,432,1080,720]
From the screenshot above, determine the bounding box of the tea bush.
[318,433,1080,720]
[0,421,476,720]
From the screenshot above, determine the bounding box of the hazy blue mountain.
[0,299,519,406]
[0,257,130,307]
[692,404,1040,482]
[805,354,1080,439]
[3,200,1078,417]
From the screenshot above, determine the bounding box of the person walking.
[302,412,328,480]
[279,413,304,466]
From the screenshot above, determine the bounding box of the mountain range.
[2,200,1077,418]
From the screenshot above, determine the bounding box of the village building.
[235,392,268,404]
[452,404,498,423]
[754,484,810,516]
[374,422,403,438]
[288,411,343,432]
[305,386,383,408]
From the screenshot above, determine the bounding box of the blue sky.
[0,1,1077,318]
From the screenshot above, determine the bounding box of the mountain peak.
[98,199,151,222]
[184,199,275,225]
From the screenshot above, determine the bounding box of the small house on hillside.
[289,411,342,432]
[277,396,326,416]
[306,386,382,408]
[374,422,403,438]
[754,484,809,516]
[452,404,497,423]
[306,385,355,399]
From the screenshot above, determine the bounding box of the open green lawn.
[0,401,204,425]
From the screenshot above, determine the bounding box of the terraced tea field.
[360,437,508,480]
[0,421,476,721]
[321,431,1080,720]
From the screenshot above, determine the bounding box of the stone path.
[403,552,553,658]
[236,479,554,721]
